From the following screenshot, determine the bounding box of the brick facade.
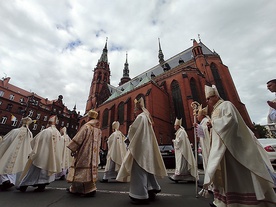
[0,78,80,137]
[83,39,254,150]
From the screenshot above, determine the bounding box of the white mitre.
[134,97,145,110]
[112,121,119,130]
[205,85,216,98]
[60,127,67,135]
[48,115,58,125]
[22,116,33,126]
[174,118,182,126]
[205,85,220,98]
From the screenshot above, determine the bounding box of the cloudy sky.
[1,0,275,125]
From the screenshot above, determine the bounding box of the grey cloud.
[1,0,275,124]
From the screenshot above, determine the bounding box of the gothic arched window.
[190,78,199,102]
[171,80,186,128]
[102,108,109,128]
[97,72,102,83]
[210,63,227,100]
[103,73,107,82]
[118,102,124,124]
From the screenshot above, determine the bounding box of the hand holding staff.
[191,101,200,197]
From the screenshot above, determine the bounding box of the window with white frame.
[36,113,41,119]
[61,121,64,126]
[41,126,45,131]
[0,101,2,105]
[33,124,37,130]
[12,120,18,126]
[9,94,15,100]
[1,116,7,124]
[44,116,48,121]
[66,123,69,127]
[0,90,4,97]
[28,110,33,117]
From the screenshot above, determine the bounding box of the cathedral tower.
[85,39,111,113]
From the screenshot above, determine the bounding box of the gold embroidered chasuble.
[67,119,102,183]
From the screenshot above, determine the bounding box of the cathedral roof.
[105,41,214,103]
[105,89,122,102]
[121,82,134,94]
[135,75,151,88]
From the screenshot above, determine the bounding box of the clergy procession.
[1,84,276,207]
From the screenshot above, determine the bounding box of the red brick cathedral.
[82,38,253,148]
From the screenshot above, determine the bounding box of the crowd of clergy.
[0,83,276,207]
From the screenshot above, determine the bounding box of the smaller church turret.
[158,38,165,65]
[192,39,203,58]
[119,52,131,86]
[158,38,171,71]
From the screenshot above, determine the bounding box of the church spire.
[119,52,131,86]
[98,37,108,63]
[123,52,129,77]
[85,39,111,112]
[158,38,165,64]
[158,38,171,71]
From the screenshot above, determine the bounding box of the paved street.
[0,169,214,207]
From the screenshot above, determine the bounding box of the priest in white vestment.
[18,115,63,192]
[267,79,276,136]
[169,118,198,182]
[101,121,127,182]
[0,117,33,190]
[55,127,71,180]
[116,97,167,204]
[202,85,276,207]
[249,129,276,187]
[195,105,211,172]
